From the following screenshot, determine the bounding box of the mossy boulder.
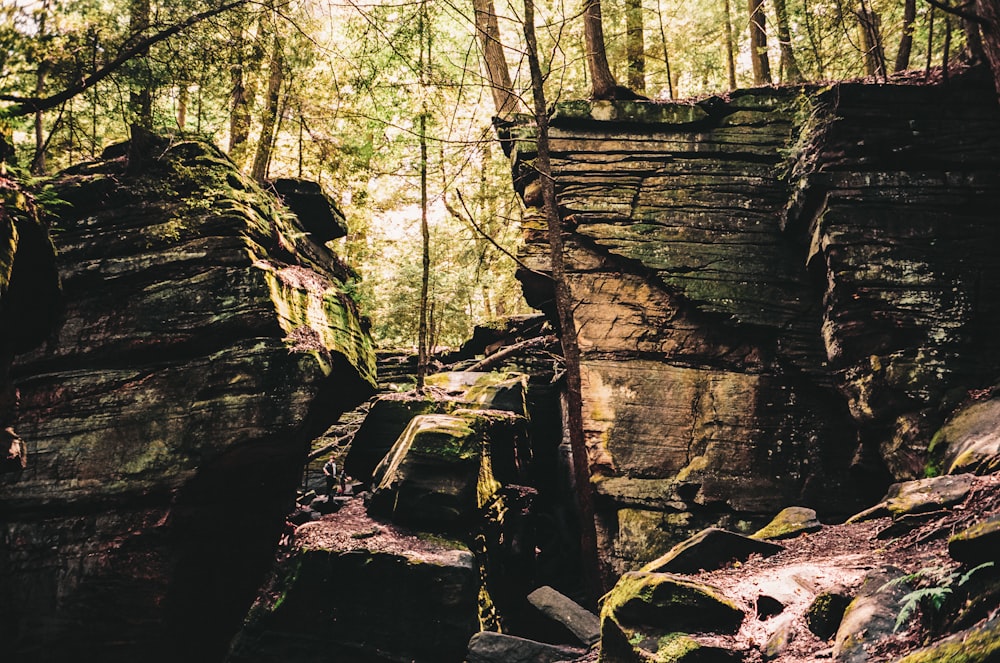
[805,587,853,640]
[833,567,910,663]
[931,397,1000,476]
[847,475,975,523]
[367,410,509,526]
[894,616,1000,663]
[465,632,586,663]
[752,507,823,540]
[949,515,1000,566]
[600,572,744,650]
[640,527,783,574]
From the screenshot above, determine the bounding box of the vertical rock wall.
[511,72,1000,577]
[0,137,376,662]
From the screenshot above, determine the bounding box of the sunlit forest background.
[0,0,973,347]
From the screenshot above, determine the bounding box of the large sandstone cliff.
[511,71,1000,578]
[0,136,375,662]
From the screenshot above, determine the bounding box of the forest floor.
[681,473,1000,662]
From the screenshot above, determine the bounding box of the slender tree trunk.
[926,6,935,74]
[177,84,188,130]
[963,16,985,63]
[416,0,431,390]
[473,0,520,119]
[748,0,773,84]
[773,0,803,81]
[129,0,152,128]
[724,0,738,89]
[523,0,605,607]
[250,35,283,182]
[32,62,48,175]
[857,0,886,78]
[943,13,953,80]
[894,0,917,71]
[802,0,827,77]
[625,0,646,92]
[655,0,675,97]
[583,0,619,98]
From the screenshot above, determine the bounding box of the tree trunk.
[583,0,619,98]
[416,0,431,390]
[250,35,283,182]
[894,0,917,71]
[926,6,935,74]
[655,0,675,97]
[523,0,605,607]
[724,0,738,89]
[625,0,646,93]
[177,84,188,130]
[229,61,252,165]
[31,62,48,175]
[773,0,803,81]
[974,0,1000,99]
[857,0,886,78]
[748,0,772,84]
[802,0,827,77]
[472,0,520,120]
[129,0,152,128]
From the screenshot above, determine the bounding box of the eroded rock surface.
[0,136,375,662]
[511,71,1000,575]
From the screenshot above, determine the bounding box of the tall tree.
[625,0,646,92]
[773,0,803,81]
[894,0,917,71]
[582,0,620,98]
[416,0,432,389]
[724,0,738,89]
[748,0,773,84]
[250,33,283,182]
[523,0,605,606]
[472,0,519,120]
[856,0,886,78]
[128,0,153,128]
[974,0,1000,99]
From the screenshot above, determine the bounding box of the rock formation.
[0,135,375,662]
[510,69,1000,577]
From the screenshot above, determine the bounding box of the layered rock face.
[0,136,375,662]
[511,71,1000,576]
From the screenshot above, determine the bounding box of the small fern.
[886,562,995,632]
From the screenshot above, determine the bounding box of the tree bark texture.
[524,0,605,608]
[472,0,520,120]
[626,0,646,92]
[724,0,738,89]
[583,0,619,98]
[250,35,283,182]
[894,0,917,71]
[748,0,772,84]
[128,0,152,128]
[974,0,1000,99]
[857,0,886,78]
[773,0,803,81]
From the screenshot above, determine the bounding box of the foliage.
[883,562,995,633]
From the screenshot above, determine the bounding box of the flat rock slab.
[895,616,1000,662]
[641,527,784,574]
[847,475,975,523]
[466,631,585,663]
[949,515,1000,565]
[934,397,1000,475]
[752,507,823,541]
[833,567,910,663]
[527,585,601,646]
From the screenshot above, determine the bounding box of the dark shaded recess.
[165,355,373,663]
[0,214,61,357]
[271,178,349,242]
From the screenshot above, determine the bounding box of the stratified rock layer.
[511,71,1000,576]
[0,137,375,662]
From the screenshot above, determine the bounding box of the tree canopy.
[0,0,988,348]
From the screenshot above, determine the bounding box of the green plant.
[883,562,995,632]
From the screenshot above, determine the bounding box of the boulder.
[833,567,911,663]
[805,588,853,640]
[752,507,823,541]
[601,571,744,663]
[367,411,506,526]
[949,515,1000,565]
[271,177,348,242]
[228,500,482,663]
[847,475,975,523]
[932,397,1000,476]
[640,527,784,574]
[599,629,741,663]
[0,136,375,662]
[894,616,1000,663]
[466,632,585,663]
[762,616,796,660]
[527,585,602,647]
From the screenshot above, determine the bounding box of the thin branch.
[1,0,251,117]
[922,0,986,26]
[449,188,548,278]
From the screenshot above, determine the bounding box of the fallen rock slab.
[847,475,974,523]
[948,515,1000,566]
[752,507,823,541]
[527,585,601,647]
[466,631,586,663]
[641,527,784,574]
[833,567,911,663]
[894,616,1000,662]
[932,397,1000,476]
